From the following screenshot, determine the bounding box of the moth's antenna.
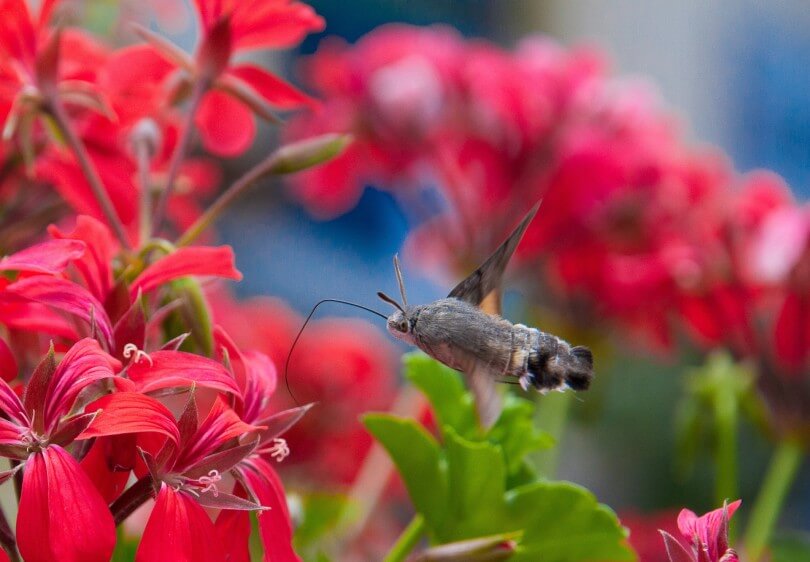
[377,291,404,313]
[393,254,408,306]
[285,299,387,406]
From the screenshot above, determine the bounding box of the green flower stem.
[532,391,572,477]
[176,133,350,248]
[48,99,130,250]
[713,384,739,508]
[153,77,209,232]
[744,438,803,562]
[382,515,426,562]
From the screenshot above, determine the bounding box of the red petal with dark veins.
[175,397,258,470]
[17,446,116,562]
[241,457,302,562]
[44,338,120,433]
[49,215,118,301]
[229,65,315,109]
[79,392,181,446]
[136,484,225,562]
[195,90,256,156]
[0,240,86,274]
[215,508,251,562]
[126,350,240,396]
[6,276,114,347]
[130,246,242,296]
[0,337,18,382]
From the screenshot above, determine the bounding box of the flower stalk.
[382,515,426,562]
[47,99,131,249]
[111,475,155,526]
[153,77,210,232]
[176,133,351,247]
[744,438,803,562]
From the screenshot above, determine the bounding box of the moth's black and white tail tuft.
[565,346,594,391]
[523,340,594,393]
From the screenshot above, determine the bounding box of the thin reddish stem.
[111,475,155,526]
[47,99,131,250]
[153,78,209,232]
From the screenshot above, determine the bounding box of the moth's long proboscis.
[284,299,387,406]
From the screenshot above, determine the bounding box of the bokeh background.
[214,0,810,532]
[91,0,810,544]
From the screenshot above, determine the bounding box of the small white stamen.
[196,470,222,496]
[269,438,290,463]
[123,344,153,366]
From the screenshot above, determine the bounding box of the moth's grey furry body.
[387,298,593,393]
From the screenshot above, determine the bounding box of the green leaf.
[294,492,353,550]
[772,533,810,562]
[442,426,507,541]
[363,413,448,530]
[488,394,554,478]
[404,352,478,439]
[506,481,636,562]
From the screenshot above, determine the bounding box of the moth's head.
[377,254,417,343]
[377,292,416,343]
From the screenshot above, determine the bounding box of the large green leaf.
[442,426,508,541]
[404,352,478,439]
[506,481,636,562]
[487,394,554,478]
[362,414,448,530]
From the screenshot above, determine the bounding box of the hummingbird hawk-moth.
[377,203,594,425]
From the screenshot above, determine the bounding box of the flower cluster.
[288,24,809,429]
[0,0,356,560]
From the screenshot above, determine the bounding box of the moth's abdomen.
[517,328,594,393]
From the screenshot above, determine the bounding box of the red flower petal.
[774,291,809,373]
[125,350,240,396]
[80,435,136,502]
[229,0,325,51]
[215,508,251,562]
[130,246,242,297]
[17,446,116,562]
[241,457,301,562]
[176,397,258,470]
[6,276,114,347]
[0,240,86,275]
[79,392,181,446]
[0,296,80,340]
[229,64,315,109]
[195,90,255,156]
[44,338,120,433]
[49,215,117,301]
[136,484,224,562]
[0,337,18,382]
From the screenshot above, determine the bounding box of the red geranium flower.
[659,500,741,562]
[0,338,120,562]
[137,0,324,156]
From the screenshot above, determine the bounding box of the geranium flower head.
[659,500,741,562]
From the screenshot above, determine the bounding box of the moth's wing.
[447,202,541,315]
[467,361,503,428]
[452,351,503,429]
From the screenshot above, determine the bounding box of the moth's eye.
[397,320,409,332]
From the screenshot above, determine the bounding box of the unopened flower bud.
[263,133,352,176]
[129,118,162,160]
